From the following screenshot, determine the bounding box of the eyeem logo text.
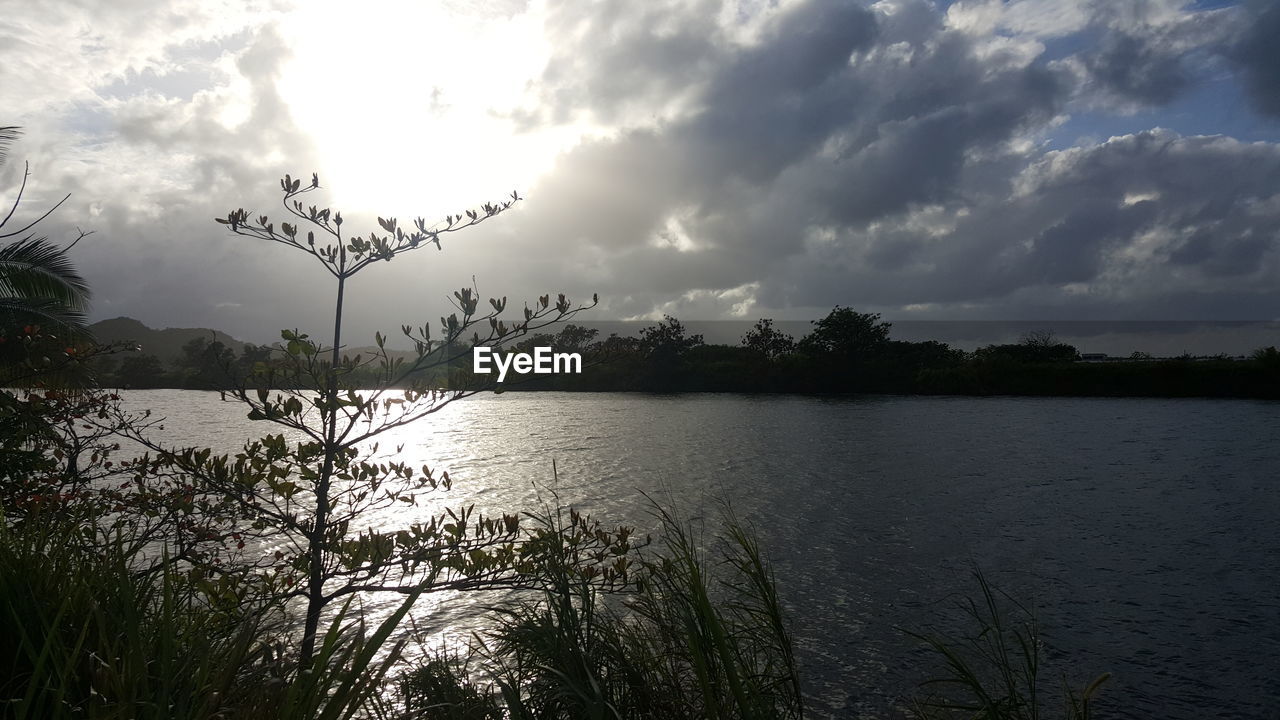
[473,346,582,382]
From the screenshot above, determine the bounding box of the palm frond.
[0,237,91,312]
[0,297,88,333]
[0,126,19,167]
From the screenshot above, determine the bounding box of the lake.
[118,390,1280,719]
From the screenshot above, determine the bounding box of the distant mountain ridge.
[88,317,418,364]
[89,317,248,363]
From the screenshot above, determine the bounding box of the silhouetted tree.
[177,336,236,388]
[639,315,703,359]
[127,173,628,671]
[974,331,1078,364]
[1019,330,1079,362]
[238,342,273,367]
[798,307,891,360]
[550,323,599,352]
[116,353,168,388]
[741,318,795,359]
[1252,346,1280,368]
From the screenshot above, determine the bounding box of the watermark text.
[473,346,582,382]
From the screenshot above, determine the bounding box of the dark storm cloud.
[1229,0,1280,117]
[684,0,879,185]
[1071,1,1232,107]
[514,0,1075,314]
[497,0,1280,321]
[1082,31,1191,105]
[770,129,1280,316]
[805,56,1065,225]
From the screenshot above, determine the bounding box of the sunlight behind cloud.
[275,0,575,218]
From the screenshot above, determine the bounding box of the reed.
[0,515,421,720]
[904,569,1109,720]
[399,501,804,720]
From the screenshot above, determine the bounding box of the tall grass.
[1,517,263,719]
[0,514,421,720]
[4,502,1112,720]
[399,501,804,720]
[905,570,1109,720]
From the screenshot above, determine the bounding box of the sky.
[2,0,1279,345]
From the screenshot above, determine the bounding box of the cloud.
[1,0,280,120]
[1082,31,1191,106]
[496,0,1279,322]
[3,16,332,341]
[525,0,727,128]
[767,129,1280,318]
[946,0,1094,41]
[1069,0,1236,110]
[506,0,1074,316]
[1229,0,1280,118]
[2,0,1279,341]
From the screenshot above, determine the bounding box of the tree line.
[73,309,1280,399]
[488,312,1280,399]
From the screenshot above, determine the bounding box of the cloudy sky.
[2,0,1279,344]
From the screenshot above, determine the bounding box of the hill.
[88,317,420,365]
[89,317,249,363]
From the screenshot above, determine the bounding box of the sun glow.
[276,1,575,217]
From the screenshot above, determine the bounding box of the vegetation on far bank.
[79,311,1280,399]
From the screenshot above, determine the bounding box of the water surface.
[120,390,1280,719]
